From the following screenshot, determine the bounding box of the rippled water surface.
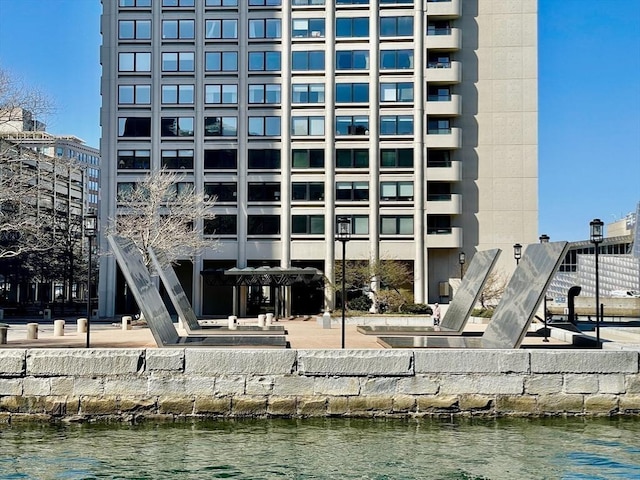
[1,417,639,479]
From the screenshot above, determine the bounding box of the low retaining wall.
[1,349,639,422]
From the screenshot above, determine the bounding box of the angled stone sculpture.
[107,235,289,348]
[147,247,285,335]
[378,242,569,349]
[358,248,501,336]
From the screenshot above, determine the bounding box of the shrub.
[401,303,433,315]
[471,308,494,318]
[348,295,373,312]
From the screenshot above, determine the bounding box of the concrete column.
[54,319,65,337]
[77,318,88,333]
[122,315,132,331]
[26,323,38,340]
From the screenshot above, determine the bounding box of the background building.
[99,0,538,317]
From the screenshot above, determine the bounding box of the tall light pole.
[458,251,466,279]
[513,243,522,265]
[539,234,550,342]
[84,212,97,348]
[590,218,604,346]
[336,217,351,349]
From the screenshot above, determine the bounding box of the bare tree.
[478,269,508,310]
[105,168,218,269]
[0,67,54,132]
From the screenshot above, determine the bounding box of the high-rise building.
[99,0,538,317]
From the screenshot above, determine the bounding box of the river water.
[1,417,639,479]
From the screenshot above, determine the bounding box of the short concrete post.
[122,315,133,331]
[321,311,332,329]
[0,309,4,321]
[257,314,266,327]
[0,324,9,344]
[228,315,237,330]
[53,319,65,337]
[265,313,274,326]
[77,318,88,333]
[26,323,38,340]
[43,308,52,321]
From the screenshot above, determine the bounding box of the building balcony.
[425,27,461,50]
[426,160,462,181]
[425,61,462,83]
[426,193,462,215]
[426,226,462,248]
[426,93,461,116]
[426,127,461,148]
[426,0,461,18]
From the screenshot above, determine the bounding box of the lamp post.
[336,217,351,349]
[84,213,97,348]
[458,251,466,279]
[539,234,550,342]
[513,243,522,265]
[590,218,604,346]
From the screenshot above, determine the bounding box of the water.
[1,418,639,479]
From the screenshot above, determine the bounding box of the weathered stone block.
[314,377,360,396]
[104,378,149,396]
[184,350,296,375]
[184,377,216,396]
[417,395,458,412]
[27,349,144,376]
[530,351,638,374]
[495,395,537,414]
[148,374,187,396]
[80,397,118,415]
[51,377,74,396]
[0,378,22,396]
[298,397,327,416]
[396,376,439,395]
[146,349,184,371]
[327,397,348,415]
[119,397,156,414]
[360,377,398,396]
[458,394,493,411]
[73,377,104,396]
[272,375,314,396]
[415,350,529,374]
[440,375,524,395]
[598,374,625,394]
[232,396,267,416]
[246,376,274,395]
[348,396,392,416]
[298,350,413,376]
[564,374,598,394]
[619,395,640,412]
[392,395,416,413]
[625,375,640,393]
[0,350,25,375]
[0,396,28,412]
[214,375,246,395]
[267,397,297,416]
[23,377,51,396]
[158,396,194,415]
[537,394,584,414]
[525,374,562,395]
[194,397,231,415]
[584,394,618,415]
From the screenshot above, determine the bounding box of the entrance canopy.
[223,267,323,286]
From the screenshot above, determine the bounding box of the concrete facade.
[98,0,538,317]
[1,348,639,421]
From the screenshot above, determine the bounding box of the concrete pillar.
[228,315,237,330]
[43,308,52,321]
[77,318,88,333]
[53,319,65,337]
[257,314,265,328]
[0,325,8,344]
[265,313,274,326]
[122,315,133,331]
[26,323,38,340]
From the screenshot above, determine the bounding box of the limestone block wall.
[1,349,639,422]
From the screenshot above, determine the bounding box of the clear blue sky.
[0,0,638,242]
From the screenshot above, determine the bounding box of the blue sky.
[0,0,638,242]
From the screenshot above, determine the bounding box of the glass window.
[292,215,325,234]
[249,19,281,39]
[205,84,238,104]
[381,216,413,235]
[204,216,237,236]
[293,0,326,4]
[118,117,151,137]
[204,117,238,136]
[336,17,368,37]
[336,182,369,201]
[380,49,414,70]
[118,20,151,39]
[205,19,238,39]
[162,52,194,71]
[120,0,152,6]
[162,20,195,39]
[249,0,282,5]
[336,116,369,135]
[380,0,412,4]
[381,148,413,168]
[381,181,413,201]
[247,215,280,235]
[380,82,413,102]
[248,182,281,202]
[204,183,237,202]
[161,117,194,136]
[292,149,324,169]
[292,51,325,71]
[427,85,451,101]
[248,149,281,169]
[204,149,237,169]
[248,84,281,104]
[249,51,281,71]
[292,182,324,200]
[118,84,151,104]
[335,83,369,103]
[161,149,194,169]
[427,20,452,36]
[427,149,451,167]
[291,116,325,136]
[335,50,369,70]
[117,150,151,169]
[206,0,238,6]
[338,214,368,234]
[163,0,195,6]
[161,84,194,104]
[292,19,325,38]
[205,51,238,71]
[427,118,451,134]
[292,83,325,103]
[118,52,151,72]
[248,116,281,136]
[336,149,368,168]
[379,16,413,37]
[380,115,414,135]
[427,53,451,68]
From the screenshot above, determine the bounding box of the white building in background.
[99,0,538,317]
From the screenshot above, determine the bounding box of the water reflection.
[1,417,639,479]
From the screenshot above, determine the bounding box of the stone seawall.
[1,349,639,422]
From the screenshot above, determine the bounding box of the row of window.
[119,82,430,105]
[117,148,452,170]
[118,116,452,137]
[119,50,452,72]
[119,18,450,40]
[119,0,441,9]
